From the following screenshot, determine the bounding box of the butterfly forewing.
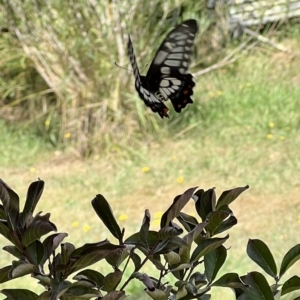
[127,35,169,118]
[127,19,198,118]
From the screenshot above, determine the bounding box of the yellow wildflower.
[64,132,71,139]
[269,122,275,128]
[267,134,273,139]
[280,136,285,141]
[119,214,128,221]
[83,225,91,232]
[246,82,252,87]
[29,167,36,173]
[177,176,184,184]
[72,221,79,227]
[142,166,150,172]
[154,212,163,219]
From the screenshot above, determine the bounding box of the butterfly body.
[127,19,198,118]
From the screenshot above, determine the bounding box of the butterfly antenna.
[114,62,133,73]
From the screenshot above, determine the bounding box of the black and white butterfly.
[127,19,198,118]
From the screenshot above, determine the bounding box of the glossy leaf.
[279,244,300,278]
[92,194,122,240]
[212,273,245,289]
[103,269,122,292]
[247,239,277,278]
[191,235,229,263]
[139,209,150,248]
[73,269,104,288]
[3,246,23,260]
[26,240,44,265]
[1,289,38,299]
[10,262,38,279]
[154,236,188,254]
[195,188,216,221]
[158,226,182,240]
[125,231,160,248]
[70,244,124,274]
[131,252,141,271]
[22,220,57,246]
[177,212,198,232]
[216,186,249,210]
[205,210,229,236]
[213,205,237,235]
[204,245,227,283]
[0,179,20,231]
[281,275,300,296]
[160,187,198,228]
[244,271,274,300]
[21,180,44,227]
[61,242,76,265]
[0,265,11,283]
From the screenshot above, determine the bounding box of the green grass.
[1,43,300,299]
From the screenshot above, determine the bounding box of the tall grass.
[1,0,224,154]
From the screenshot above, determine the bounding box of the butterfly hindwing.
[127,19,198,118]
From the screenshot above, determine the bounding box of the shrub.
[0,179,299,299]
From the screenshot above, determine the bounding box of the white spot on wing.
[165,59,181,67]
[153,50,169,65]
[179,68,185,74]
[161,66,170,74]
[160,79,169,87]
[169,53,183,59]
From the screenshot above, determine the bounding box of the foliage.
[1,178,300,299]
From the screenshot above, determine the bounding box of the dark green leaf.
[244,271,274,300]
[191,235,229,263]
[3,246,23,260]
[154,237,188,254]
[26,240,44,265]
[139,209,150,248]
[105,248,129,268]
[281,275,300,296]
[70,244,124,274]
[180,221,209,263]
[103,269,122,292]
[10,262,38,278]
[177,212,198,231]
[160,187,198,228]
[158,226,182,240]
[125,231,160,248]
[216,186,249,209]
[21,180,44,228]
[247,239,277,278]
[205,210,230,236]
[63,280,101,297]
[0,179,20,231]
[279,244,300,278]
[42,233,68,263]
[212,273,245,289]
[61,242,76,265]
[1,289,38,299]
[204,245,227,283]
[73,269,104,288]
[0,265,11,283]
[213,205,237,235]
[131,252,141,271]
[92,194,122,240]
[195,188,216,221]
[22,220,57,246]
[164,251,181,265]
[0,220,15,243]
[189,272,207,288]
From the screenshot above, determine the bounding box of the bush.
[1,179,299,299]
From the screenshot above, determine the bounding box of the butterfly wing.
[146,19,198,113]
[127,35,169,118]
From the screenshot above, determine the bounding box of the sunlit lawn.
[1,42,300,299]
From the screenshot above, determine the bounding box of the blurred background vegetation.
[1,0,300,299]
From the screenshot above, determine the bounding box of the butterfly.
[127,19,198,118]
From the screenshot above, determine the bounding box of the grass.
[1,39,300,299]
